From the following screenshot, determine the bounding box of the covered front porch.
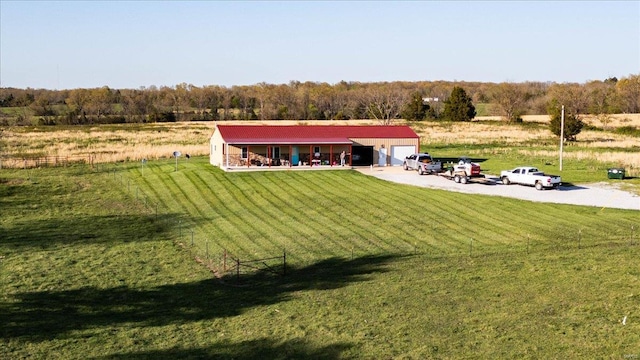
[223,143,353,169]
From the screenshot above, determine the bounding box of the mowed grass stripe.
[267,173,402,256]
[134,166,183,219]
[137,163,260,256]
[147,165,205,228]
[417,191,516,246]
[302,171,421,251]
[299,171,484,254]
[277,172,398,254]
[286,172,401,252]
[237,173,353,258]
[342,177,465,253]
[353,175,478,250]
[360,175,596,249]
[196,170,287,257]
[310,171,428,249]
[253,172,387,257]
[326,172,443,225]
[351,176,575,252]
[118,162,195,227]
[460,195,551,245]
[123,160,638,261]
[210,171,336,259]
[218,173,317,257]
[181,170,280,256]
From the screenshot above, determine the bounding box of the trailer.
[438,166,495,185]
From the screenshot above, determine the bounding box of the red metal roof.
[216,125,418,144]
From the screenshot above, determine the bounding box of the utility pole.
[559,105,564,171]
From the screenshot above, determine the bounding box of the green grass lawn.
[1,159,639,359]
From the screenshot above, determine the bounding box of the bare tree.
[121,88,154,123]
[616,74,640,113]
[547,83,588,116]
[254,82,271,120]
[65,88,91,124]
[490,82,529,122]
[85,87,113,122]
[585,80,618,130]
[359,83,409,125]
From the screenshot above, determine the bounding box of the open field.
[1,158,639,358]
[2,115,639,177]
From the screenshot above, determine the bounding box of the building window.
[273,147,280,159]
[241,147,248,159]
[314,146,321,154]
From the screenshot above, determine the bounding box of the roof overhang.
[227,138,353,145]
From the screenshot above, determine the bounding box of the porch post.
[268,145,271,168]
[225,143,229,168]
[330,145,333,167]
[289,145,292,167]
[247,145,251,167]
[309,145,312,167]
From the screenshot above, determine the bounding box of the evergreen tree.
[442,86,476,121]
[548,99,584,141]
[401,92,429,120]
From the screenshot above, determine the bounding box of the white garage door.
[391,145,416,166]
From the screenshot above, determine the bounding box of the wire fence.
[102,161,639,282]
[10,158,635,282]
[0,155,97,169]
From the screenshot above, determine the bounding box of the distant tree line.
[1,75,638,133]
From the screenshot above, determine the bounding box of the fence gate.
[227,251,287,281]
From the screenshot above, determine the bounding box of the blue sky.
[1,1,638,90]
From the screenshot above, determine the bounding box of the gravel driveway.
[358,166,640,211]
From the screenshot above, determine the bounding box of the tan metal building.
[210,124,420,169]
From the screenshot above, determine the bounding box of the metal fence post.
[236,258,240,281]
[283,249,286,276]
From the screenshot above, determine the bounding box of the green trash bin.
[607,168,625,180]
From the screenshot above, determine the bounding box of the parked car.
[403,153,442,175]
[500,166,562,190]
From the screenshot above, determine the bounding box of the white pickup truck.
[500,167,562,190]
[403,153,442,175]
